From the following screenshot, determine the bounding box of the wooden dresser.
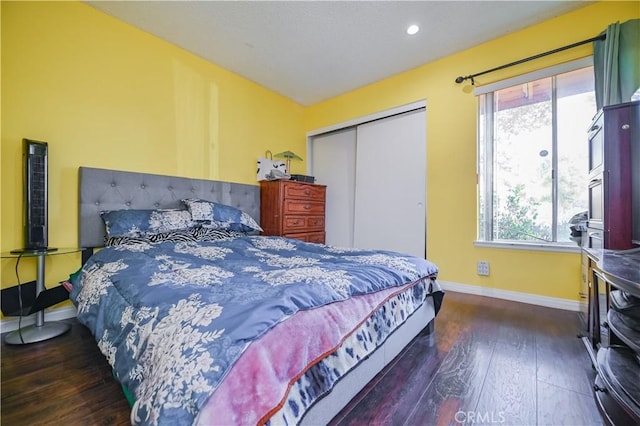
[260,180,326,243]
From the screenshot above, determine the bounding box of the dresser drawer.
[306,232,326,244]
[283,216,325,232]
[284,183,325,201]
[284,231,326,244]
[284,200,325,215]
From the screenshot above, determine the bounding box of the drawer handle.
[304,189,311,196]
[589,124,600,132]
[304,204,310,210]
[588,178,602,187]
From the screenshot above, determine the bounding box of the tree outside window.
[478,65,596,245]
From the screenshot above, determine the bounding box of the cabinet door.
[588,176,604,230]
[599,102,637,249]
[580,252,589,329]
[591,268,611,348]
[588,117,604,173]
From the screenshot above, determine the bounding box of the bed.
[71,166,444,425]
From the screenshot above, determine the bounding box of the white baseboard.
[0,305,78,333]
[439,280,585,312]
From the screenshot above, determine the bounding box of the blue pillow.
[101,208,196,238]
[182,199,262,233]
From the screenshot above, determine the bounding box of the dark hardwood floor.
[1,291,602,425]
[331,292,602,426]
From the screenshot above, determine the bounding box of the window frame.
[475,57,594,252]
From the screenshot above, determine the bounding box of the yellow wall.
[1,1,638,311]
[303,1,639,301]
[0,1,304,296]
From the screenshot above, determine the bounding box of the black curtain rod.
[454,33,606,84]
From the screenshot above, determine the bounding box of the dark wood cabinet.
[583,101,640,424]
[582,248,640,425]
[260,180,326,243]
[586,101,639,250]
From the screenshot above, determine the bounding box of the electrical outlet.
[477,261,490,276]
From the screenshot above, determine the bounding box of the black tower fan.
[21,138,50,251]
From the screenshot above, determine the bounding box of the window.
[477,59,596,246]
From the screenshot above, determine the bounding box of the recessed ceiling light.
[407,25,419,35]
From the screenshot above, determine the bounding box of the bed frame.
[77,166,436,424]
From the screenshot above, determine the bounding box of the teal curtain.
[593,19,640,109]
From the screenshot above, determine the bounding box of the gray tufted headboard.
[78,167,260,249]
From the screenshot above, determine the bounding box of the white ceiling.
[87,1,591,105]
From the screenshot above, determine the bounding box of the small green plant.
[494,184,551,241]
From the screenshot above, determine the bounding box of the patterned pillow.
[182,199,262,233]
[104,235,151,247]
[105,228,241,247]
[101,208,196,238]
[146,229,198,243]
[190,227,244,242]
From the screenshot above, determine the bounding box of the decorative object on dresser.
[260,180,326,243]
[273,150,303,174]
[586,100,639,250]
[289,174,315,183]
[582,248,640,425]
[256,150,287,181]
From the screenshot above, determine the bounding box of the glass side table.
[1,248,84,345]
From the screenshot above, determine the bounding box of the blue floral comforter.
[70,235,439,425]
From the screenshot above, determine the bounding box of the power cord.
[14,252,26,344]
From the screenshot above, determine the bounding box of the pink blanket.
[195,280,420,425]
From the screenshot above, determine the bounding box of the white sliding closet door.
[353,109,426,257]
[311,128,357,247]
